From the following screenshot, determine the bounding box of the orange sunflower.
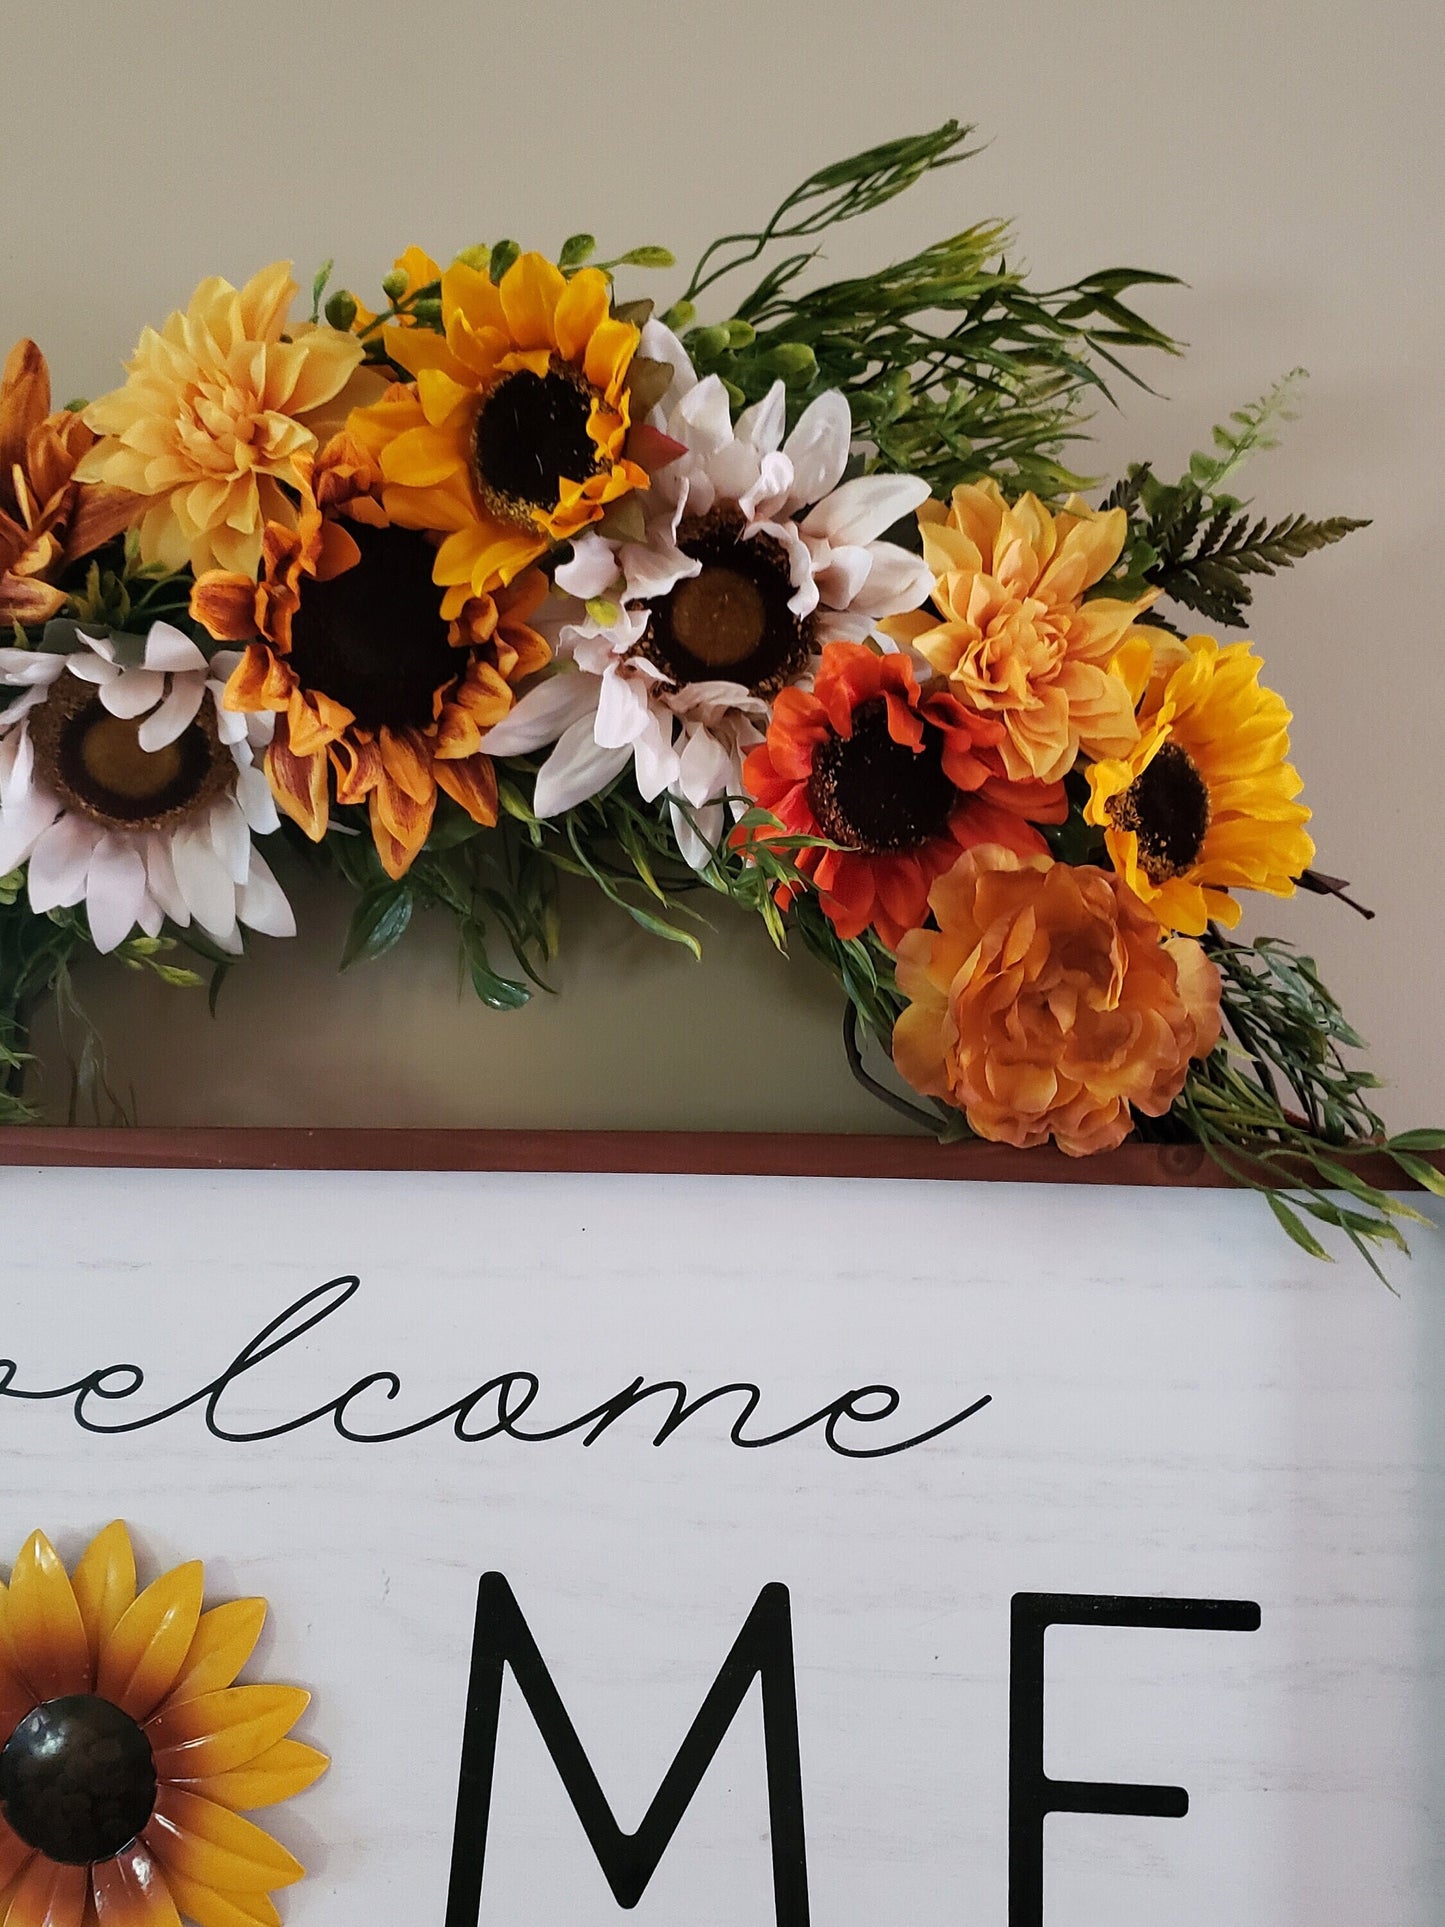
[190,423,550,878]
[741,641,1066,950]
[0,1521,324,1927]
[349,250,647,610]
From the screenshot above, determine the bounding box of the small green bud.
[659,299,696,332]
[454,243,491,271]
[411,298,443,327]
[489,238,520,284]
[585,597,621,628]
[618,246,675,269]
[686,325,731,361]
[380,267,409,303]
[324,290,358,332]
[559,233,596,268]
[725,318,756,349]
[721,378,746,410]
[762,342,817,382]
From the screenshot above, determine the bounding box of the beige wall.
[5,0,1441,1132]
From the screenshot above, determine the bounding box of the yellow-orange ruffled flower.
[884,478,1155,784]
[893,846,1221,1155]
[350,250,646,610]
[1084,632,1314,934]
[77,263,376,577]
[191,431,549,878]
[0,1520,324,1926]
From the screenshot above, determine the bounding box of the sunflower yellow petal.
[145,1790,303,1894]
[98,1561,204,1720]
[152,1877,278,1927]
[71,1521,138,1670]
[380,424,467,490]
[149,1685,310,1779]
[185,1739,329,1813]
[499,252,566,351]
[553,269,610,364]
[162,1601,267,1707]
[4,1531,90,1698]
[581,316,638,394]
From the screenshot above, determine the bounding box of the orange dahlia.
[893,846,1222,1155]
[0,340,139,625]
[190,425,549,878]
[0,1521,324,1926]
[741,641,1065,950]
[349,250,647,609]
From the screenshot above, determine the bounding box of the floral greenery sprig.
[0,121,1438,1270]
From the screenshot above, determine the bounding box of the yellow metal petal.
[4,1532,90,1698]
[145,1790,302,1895]
[71,1523,137,1670]
[149,1685,310,1778]
[162,1601,266,1708]
[90,1842,181,1927]
[2,1851,87,1927]
[152,1877,278,1927]
[182,1740,328,1813]
[97,1563,204,1721]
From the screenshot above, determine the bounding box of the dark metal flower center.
[0,1694,157,1865]
[641,508,813,695]
[286,523,461,732]
[29,671,231,832]
[807,695,956,853]
[473,364,601,524]
[1108,739,1212,881]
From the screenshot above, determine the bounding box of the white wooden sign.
[0,1164,1439,1924]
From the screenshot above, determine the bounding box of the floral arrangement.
[0,1521,322,1923]
[1,123,1439,1264]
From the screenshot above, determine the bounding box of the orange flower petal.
[90,1843,181,1927]
[71,1523,137,1673]
[181,1740,328,1814]
[3,1532,90,1699]
[144,1790,302,1895]
[97,1562,204,1721]
[432,753,498,825]
[264,731,329,843]
[148,1685,310,1780]
[0,1818,33,1891]
[162,1602,266,1709]
[2,1852,87,1927]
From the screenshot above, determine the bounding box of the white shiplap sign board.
[0,1165,1439,1925]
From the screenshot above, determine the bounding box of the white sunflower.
[0,621,295,953]
[480,323,934,868]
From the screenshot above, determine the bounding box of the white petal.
[0,723,35,806]
[136,892,165,939]
[237,848,296,938]
[479,673,600,757]
[0,788,60,875]
[813,541,875,610]
[638,320,698,410]
[554,532,620,600]
[207,793,253,884]
[782,390,852,508]
[170,821,238,941]
[66,655,120,686]
[705,437,761,505]
[142,833,190,927]
[136,676,205,750]
[632,715,681,802]
[618,537,697,602]
[739,450,794,524]
[26,813,99,911]
[801,472,931,546]
[97,668,167,719]
[736,382,787,455]
[594,668,653,751]
[848,544,936,618]
[532,719,631,817]
[676,722,736,809]
[670,375,735,457]
[670,794,724,872]
[0,650,65,688]
[85,836,148,953]
[73,629,118,662]
[142,621,208,675]
[235,760,280,835]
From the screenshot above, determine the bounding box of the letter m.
[445,1572,811,1923]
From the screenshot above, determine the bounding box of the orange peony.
[883,478,1156,785]
[893,846,1222,1155]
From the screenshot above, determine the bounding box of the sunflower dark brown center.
[807,696,956,853]
[0,1694,157,1865]
[640,507,813,695]
[28,671,231,832]
[1108,739,1211,881]
[473,364,601,523]
[286,523,460,732]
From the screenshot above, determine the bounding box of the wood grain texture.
[0,1126,1434,1187]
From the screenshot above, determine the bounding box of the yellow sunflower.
[1084,632,1314,934]
[0,1521,324,1927]
[350,250,647,612]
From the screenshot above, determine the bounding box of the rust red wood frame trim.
[0,1127,1435,1188]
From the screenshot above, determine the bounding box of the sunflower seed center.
[0,1694,157,1865]
[1108,739,1211,881]
[29,671,231,832]
[807,696,955,853]
[473,364,601,526]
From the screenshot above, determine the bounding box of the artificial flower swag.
[1,123,1439,1263]
[0,1522,324,1925]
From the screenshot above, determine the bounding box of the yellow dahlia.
[1084,633,1314,935]
[76,263,378,578]
[350,251,647,611]
[0,1521,324,1926]
[883,478,1156,784]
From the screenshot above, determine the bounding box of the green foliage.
[63,531,195,634]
